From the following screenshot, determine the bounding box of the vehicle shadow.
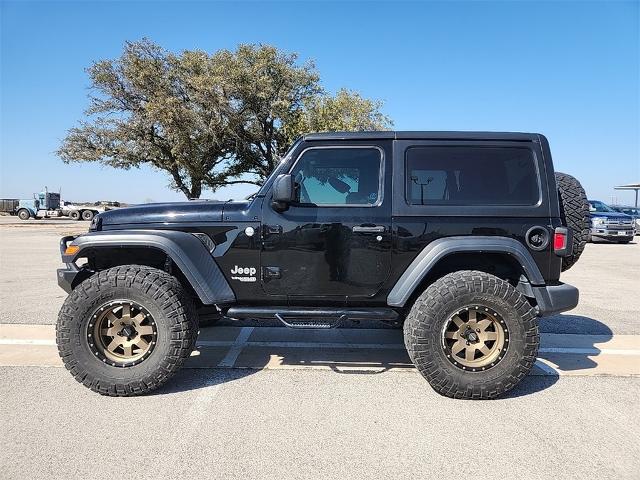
[494,314,615,399]
[539,313,614,336]
[501,376,559,398]
[535,313,614,374]
[151,367,256,396]
[154,313,615,398]
[590,238,637,245]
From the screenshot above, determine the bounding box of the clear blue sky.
[1,0,638,204]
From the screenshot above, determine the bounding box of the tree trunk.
[189,180,202,199]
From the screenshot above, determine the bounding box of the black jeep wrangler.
[56,132,590,399]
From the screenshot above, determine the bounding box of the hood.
[97,201,226,227]
[220,200,253,221]
[590,211,632,220]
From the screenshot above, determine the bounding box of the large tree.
[58,39,393,198]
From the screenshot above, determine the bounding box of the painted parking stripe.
[2,338,640,356]
[534,359,560,375]
[1,324,639,376]
[199,340,405,350]
[0,344,638,376]
[539,347,640,356]
[216,327,254,367]
[0,339,56,346]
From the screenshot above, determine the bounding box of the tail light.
[553,227,570,256]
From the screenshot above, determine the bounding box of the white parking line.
[1,325,639,376]
[539,347,640,356]
[0,339,55,346]
[2,338,639,356]
[198,340,404,349]
[534,359,560,375]
[216,327,254,367]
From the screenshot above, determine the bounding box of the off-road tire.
[17,209,30,220]
[69,210,81,221]
[56,265,198,396]
[404,270,539,400]
[555,172,590,271]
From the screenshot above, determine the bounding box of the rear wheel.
[56,265,198,396]
[555,172,590,271]
[69,210,81,221]
[81,210,95,221]
[17,209,30,220]
[404,270,539,399]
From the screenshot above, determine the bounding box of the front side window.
[291,147,382,206]
[405,146,540,206]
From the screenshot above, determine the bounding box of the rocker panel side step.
[275,313,344,329]
[225,307,399,330]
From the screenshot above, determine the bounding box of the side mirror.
[272,174,295,211]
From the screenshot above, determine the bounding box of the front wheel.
[17,209,30,220]
[404,270,539,399]
[56,265,198,396]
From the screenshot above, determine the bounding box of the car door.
[260,141,392,303]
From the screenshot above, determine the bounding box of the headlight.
[591,218,605,226]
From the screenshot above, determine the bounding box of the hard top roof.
[302,131,540,141]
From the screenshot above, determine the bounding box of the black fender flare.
[387,236,545,307]
[63,230,235,305]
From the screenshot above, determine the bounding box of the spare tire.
[555,172,590,271]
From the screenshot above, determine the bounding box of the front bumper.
[57,264,93,294]
[590,226,635,239]
[532,283,579,317]
[57,235,92,294]
[57,265,78,294]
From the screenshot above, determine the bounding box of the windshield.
[589,200,616,213]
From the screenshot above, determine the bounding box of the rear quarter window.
[405,146,540,206]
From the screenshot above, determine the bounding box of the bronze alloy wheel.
[441,306,509,371]
[88,301,157,367]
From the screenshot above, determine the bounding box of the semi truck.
[2,188,107,221]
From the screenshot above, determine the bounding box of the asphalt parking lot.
[0,216,639,479]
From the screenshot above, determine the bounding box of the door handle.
[264,224,282,235]
[352,225,385,233]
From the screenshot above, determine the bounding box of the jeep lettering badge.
[230,265,257,283]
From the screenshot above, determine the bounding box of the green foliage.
[58,39,393,198]
[290,88,393,136]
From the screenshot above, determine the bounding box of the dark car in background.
[588,200,635,243]
[610,205,640,235]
